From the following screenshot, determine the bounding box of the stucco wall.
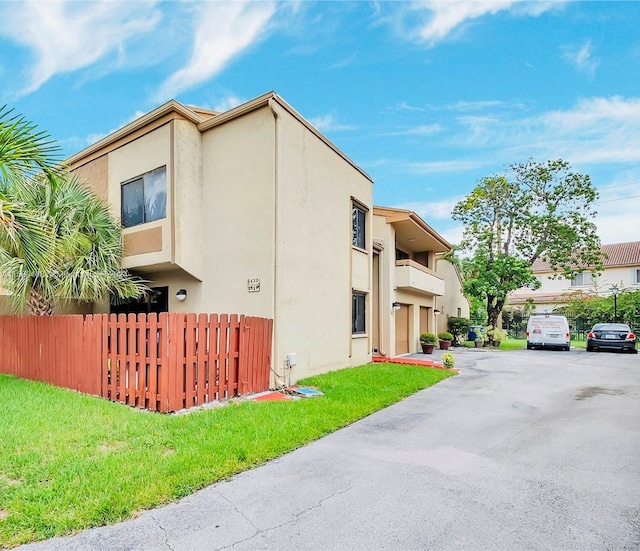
[173,120,204,281]
[275,105,373,380]
[199,107,276,320]
[435,257,470,335]
[71,154,108,200]
[109,123,173,269]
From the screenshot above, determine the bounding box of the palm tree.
[0,106,146,314]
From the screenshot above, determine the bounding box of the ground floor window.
[352,292,366,334]
[111,286,168,315]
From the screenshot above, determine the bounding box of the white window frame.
[571,272,593,287]
[351,199,368,251]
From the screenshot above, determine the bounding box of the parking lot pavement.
[20,347,640,551]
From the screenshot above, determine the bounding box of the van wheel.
[564,346,570,351]
[526,343,532,350]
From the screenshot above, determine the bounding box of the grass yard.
[0,363,454,547]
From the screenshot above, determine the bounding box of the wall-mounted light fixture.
[176,289,187,301]
[392,302,401,312]
[434,308,441,315]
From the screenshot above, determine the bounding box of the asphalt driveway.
[20,348,640,550]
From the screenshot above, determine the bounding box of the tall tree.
[451,160,603,343]
[0,106,146,315]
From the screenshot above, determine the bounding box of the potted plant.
[438,332,453,350]
[441,352,455,368]
[474,337,484,348]
[420,332,438,354]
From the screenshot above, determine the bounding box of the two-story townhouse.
[66,92,373,384]
[371,206,460,357]
[508,241,640,313]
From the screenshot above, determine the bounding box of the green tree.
[561,289,640,330]
[0,106,146,315]
[451,160,603,344]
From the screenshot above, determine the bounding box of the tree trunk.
[485,296,505,346]
[26,286,54,316]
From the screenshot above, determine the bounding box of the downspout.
[268,98,283,387]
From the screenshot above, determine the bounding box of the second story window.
[396,248,410,261]
[571,272,593,287]
[121,166,167,228]
[352,203,366,249]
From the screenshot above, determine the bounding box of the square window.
[571,272,593,287]
[121,166,167,228]
[352,292,366,334]
[352,204,366,249]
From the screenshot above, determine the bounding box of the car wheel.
[586,345,593,352]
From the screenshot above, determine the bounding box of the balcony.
[395,259,445,296]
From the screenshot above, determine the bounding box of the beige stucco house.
[371,207,468,357]
[66,92,373,384]
[6,91,470,385]
[508,241,640,313]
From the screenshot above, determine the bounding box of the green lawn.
[0,364,454,547]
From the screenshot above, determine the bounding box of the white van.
[526,314,571,351]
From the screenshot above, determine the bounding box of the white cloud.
[403,0,564,45]
[308,114,355,132]
[396,198,461,221]
[407,159,488,175]
[562,40,599,75]
[594,183,640,243]
[382,124,443,137]
[530,96,640,163]
[155,1,276,102]
[0,0,161,95]
[442,96,640,166]
[212,95,246,113]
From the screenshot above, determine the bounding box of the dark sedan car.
[586,323,638,353]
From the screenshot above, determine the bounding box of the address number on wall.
[248,278,261,292]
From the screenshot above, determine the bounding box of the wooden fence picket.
[0,312,272,413]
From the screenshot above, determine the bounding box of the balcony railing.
[395,259,445,296]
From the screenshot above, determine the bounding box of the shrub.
[441,352,455,368]
[447,316,471,344]
[438,332,453,341]
[485,326,508,345]
[420,332,438,344]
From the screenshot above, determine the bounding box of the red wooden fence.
[0,313,273,413]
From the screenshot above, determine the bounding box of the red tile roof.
[531,241,640,272]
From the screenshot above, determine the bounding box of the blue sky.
[1,0,639,245]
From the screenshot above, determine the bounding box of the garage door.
[395,304,409,355]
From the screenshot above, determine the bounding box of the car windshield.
[592,323,630,331]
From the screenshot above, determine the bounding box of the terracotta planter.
[439,340,451,350]
[421,343,435,354]
[474,340,483,348]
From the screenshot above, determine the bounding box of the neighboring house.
[372,207,467,357]
[65,92,373,384]
[508,241,640,313]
